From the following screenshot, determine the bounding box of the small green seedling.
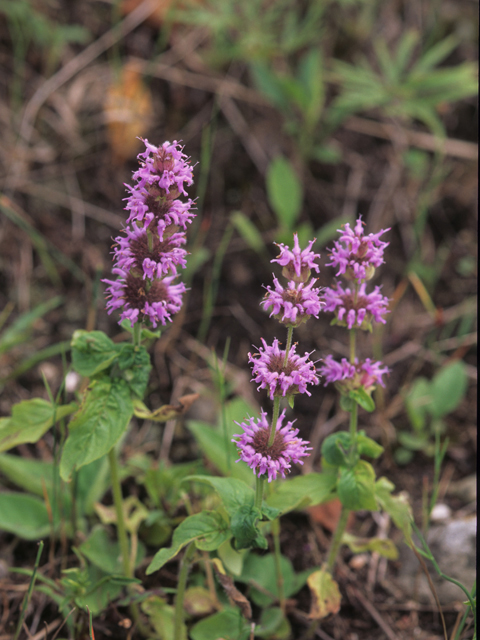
[395,360,469,464]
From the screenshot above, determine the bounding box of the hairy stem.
[108,447,131,578]
[268,396,281,447]
[133,321,142,347]
[325,505,350,572]
[271,518,286,613]
[174,542,196,640]
[255,475,265,510]
[283,325,294,368]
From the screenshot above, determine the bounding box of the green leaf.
[0,492,54,539]
[231,505,265,550]
[60,379,133,482]
[349,387,376,412]
[79,525,145,574]
[321,432,352,466]
[397,431,429,451]
[405,377,431,431]
[375,477,413,542]
[337,460,377,511]
[266,471,337,513]
[217,540,248,576]
[256,607,291,639]
[430,361,468,418]
[142,596,187,640]
[146,511,230,574]
[266,156,303,229]
[190,607,250,640]
[342,532,399,559]
[356,432,384,459]
[186,421,253,485]
[0,399,77,452]
[230,211,265,254]
[116,343,151,398]
[186,476,254,516]
[71,330,120,377]
[238,553,297,608]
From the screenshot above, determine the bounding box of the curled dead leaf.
[212,558,252,620]
[133,393,200,422]
[104,62,154,164]
[307,567,341,619]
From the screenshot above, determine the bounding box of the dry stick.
[8,0,159,192]
[410,546,449,640]
[344,115,478,161]
[346,584,400,640]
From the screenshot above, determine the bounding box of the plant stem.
[268,396,281,447]
[349,328,356,364]
[174,542,196,640]
[13,541,44,640]
[271,518,286,613]
[255,475,265,510]
[108,447,131,578]
[283,325,294,367]
[133,322,142,347]
[325,505,350,572]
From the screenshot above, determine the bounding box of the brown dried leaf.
[133,393,200,422]
[121,0,200,28]
[104,62,153,164]
[212,558,252,620]
[307,568,341,619]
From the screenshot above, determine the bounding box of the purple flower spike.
[272,234,320,283]
[232,409,311,482]
[262,277,324,326]
[104,270,185,328]
[113,224,187,279]
[125,139,196,234]
[323,281,390,330]
[249,338,319,400]
[319,354,389,392]
[327,217,389,282]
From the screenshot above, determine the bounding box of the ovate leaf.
[186,476,254,516]
[71,330,119,377]
[0,399,77,452]
[146,511,230,574]
[266,471,337,513]
[337,460,377,511]
[342,532,398,559]
[307,568,341,619]
[266,156,303,229]
[0,492,55,539]
[60,379,133,482]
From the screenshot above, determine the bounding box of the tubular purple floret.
[262,276,324,326]
[272,233,320,283]
[232,409,312,482]
[326,216,390,282]
[249,337,320,400]
[319,354,389,391]
[323,281,390,329]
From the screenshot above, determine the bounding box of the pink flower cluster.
[232,410,311,482]
[103,140,196,327]
[322,216,390,393]
[263,233,323,328]
[234,235,322,482]
[319,355,389,393]
[249,338,319,400]
[327,217,389,282]
[324,218,390,331]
